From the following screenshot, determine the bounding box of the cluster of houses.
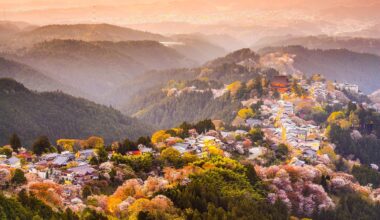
[258,99,323,166]
[0,148,99,186]
[335,82,360,94]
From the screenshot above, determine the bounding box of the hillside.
[4,23,169,49]
[126,87,240,129]
[260,46,380,94]
[106,68,199,107]
[0,78,152,146]
[169,34,227,65]
[254,35,380,56]
[122,49,264,128]
[6,39,195,104]
[0,56,88,96]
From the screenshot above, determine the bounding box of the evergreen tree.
[9,133,21,153]
[11,169,27,185]
[32,136,51,156]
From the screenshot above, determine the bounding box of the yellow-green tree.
[238,108,255,119]
[151,130,171,144]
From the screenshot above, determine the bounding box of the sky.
[1,0,379,25]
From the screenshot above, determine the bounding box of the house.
[18,152,33,162]
[138,144,153,153]
[5,156,21,168]
[76,149,95,160]
[67,164,96,176]
[371,164,379,170]
[271,76,290,93]
[302,148,317,160]
[52,153,74,166]
[172,143,193,154]
[248,147,265,159]
[290,157,305,166]
[246,118,262,127]
[303,140,321,151]
[42,153,59,161]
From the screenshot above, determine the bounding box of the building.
[5,156,21,168]
[271,76,290,93]
[335,83,359,94]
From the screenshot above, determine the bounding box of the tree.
[276,144,289,160]
[9,133,21,153]
[118,138,138,155]
[151,130,171,144]
[273,89,280,99]
[0,145,13,158]
[248,127,264,143]
[82,185,92,199]
[194,119,215,134]
[238,108,255,119]
[32,136,51,156]
[253,76,264,97]
[12,168,27,185]
[86,136,104,149]
[161,147,182,168]
[137,136,152,147]
[97,147,109,164]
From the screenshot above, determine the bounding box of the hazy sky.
[0,0,379,27]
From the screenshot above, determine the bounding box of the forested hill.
[4,23,170,48]
[254,35,380,56]
[260,46,380,94]
[0,56,84,96]
[5,39,196,104]
[0,78,152,146]
[122,48,266,128]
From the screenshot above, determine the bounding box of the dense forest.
[0,78,152,146]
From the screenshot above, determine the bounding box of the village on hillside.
[2,68,380,218]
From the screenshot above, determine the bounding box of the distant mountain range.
[3,39,196,103]
[2,23,170,49]
[169,34,227,64]
[260,46,380,94]
[254,35,380,56]
[0,78,152,146]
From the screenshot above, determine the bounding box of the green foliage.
[136,136,152,148]
[126,90,240,128]
[191,156,246,174]
[352,165,380,188]
[80,208,107,220]
[276,144,289,160]
[111,153,154,172]
[11,169,27,185]
[160,147,182,168]
[90,146,108,165]
[117,138,138,155]
[162,168,288,220]
[329,123,380,165]
[194,119,215,134]
[0,145,13,158]
[0,190,73,220]
[82,185,92,199]
[0,78,152,146]
[313,194,380,220]
[9,133,21,152]
[0,193,31,220]
[248,127,264,143]
[32,136,52,156]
